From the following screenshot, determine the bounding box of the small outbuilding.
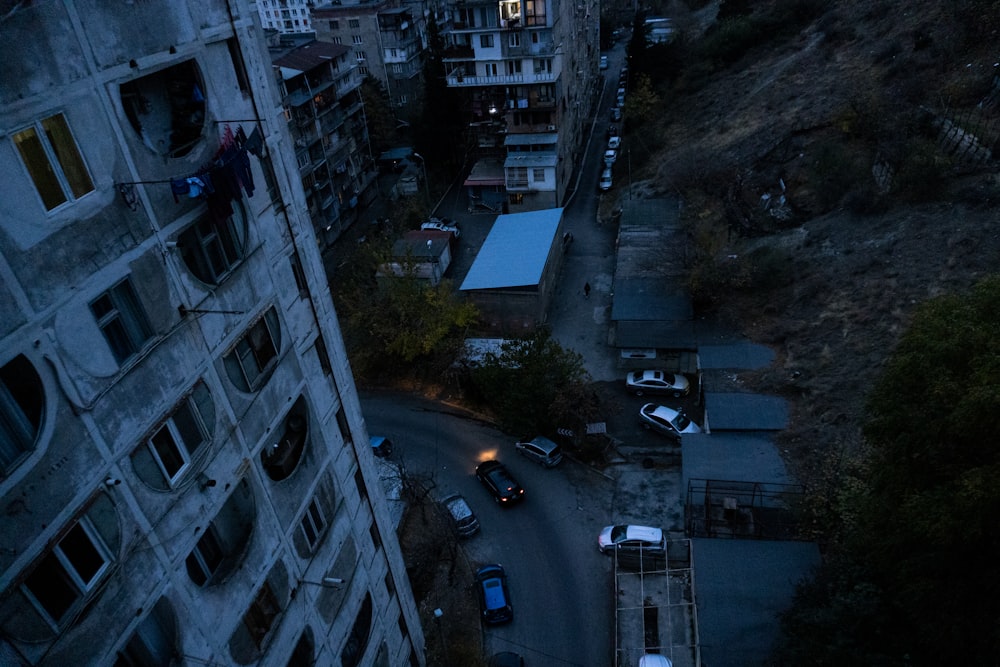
[460,208,564,331]
[377,230,453,285]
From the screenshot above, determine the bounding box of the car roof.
[623,525,663,542]
[369,436,388,447]
[520,435,559,452]
[644,403,679,420]
[443,495,473,519]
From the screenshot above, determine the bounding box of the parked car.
[441,494,480,537]
[608,135,621,150]
[598,524,666,554]
[599,55,609,70]
[475,564,513,624]
[603,149,618,166]
[607,123,618,138]
[370,435,393,458]
[599,168,613,191]
[490,652,525,667]
[639,403,702,440]
[617,92,626,107]
[625,370,690,397]
[421,219,461,238]
[611,106,622,122]
[514,435,563,467]
[638,655,672,667]
[475,460,525,505]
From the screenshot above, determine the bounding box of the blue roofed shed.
[460,208,564,331]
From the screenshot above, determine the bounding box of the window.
[354,467,367,501]
[506,60,521,75]
[243,583,280,648]
[507,166,528,187]
[179,201,248,285]
[479,34,494,48]
[532,168,545,182]
[359,67,369,76]
[509,32,521,47]
[225,308,281,391]
[396,95,408,106]
[148,396,208,486]
[114,598,178,667]
[315,336,333,376]
[1,355,44,477]
[532,31,540,43]
[13,113,94,211]
[348,18,360,28]
[340,593,373,667]
[261,400,308,481]
[333,36,342,44]
[289,252,307,295]
[391,63,403,74]
[328,20,339,29]
[91,279,153,365]
[352,35,363,44]
[336,405,352,444]
[120,60,205,158]
[23,518,111,627]
[299,497,328,551]
[355,50,366,62]
[227,38,250,93]
[185,524,225,586]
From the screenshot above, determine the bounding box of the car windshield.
[673,413,691,430]
[610,525,629,543]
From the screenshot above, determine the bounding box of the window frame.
[147,398,208,487]
[90,278,154,366]
[179,201,248,286]
[299,497,328,552]
[186,523,225,587]
[228,308,281,391]
[22,517,112,629]
[12,113,95,212]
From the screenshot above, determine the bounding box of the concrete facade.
[257,0,317,33]
[0,2,423,665]
[270,37,380,249]
[440,0,600,212]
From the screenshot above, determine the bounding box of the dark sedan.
[475,460,525,505]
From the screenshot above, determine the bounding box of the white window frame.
[299,497,328,551]
[90,278,153,365]
[13,113,95,212]
[23,517,112,628]
[147,399,208,487]
[352,34,363,45]
[186,524,224,585]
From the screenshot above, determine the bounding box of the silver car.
[514,435,563,467]
[625,370,690,397]
[639,403,701,440]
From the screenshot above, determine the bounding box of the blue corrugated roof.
[460,209,562,290]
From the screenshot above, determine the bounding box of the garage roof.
[460,208,562,290]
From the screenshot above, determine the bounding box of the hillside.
[628,0,1000,490]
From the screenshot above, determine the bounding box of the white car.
[625,370,689,397]
[598,524,666,554]
[639,403,701,440]
[599,55,609,70]
[608,136,621,150]
[603,149,618,166]
[638,655,672,667]
[599,168,613,191]
[420,219,460,238]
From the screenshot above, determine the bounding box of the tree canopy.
[470,328,597,436]
[779,275,1000,664]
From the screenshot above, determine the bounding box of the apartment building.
[313,1,427,124]
[257,0,317,34]
[0,2,424,665]
[270,37,379,247]
[440,0,599,212]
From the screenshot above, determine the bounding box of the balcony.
[447,71,555,86]
[441,45,475,60]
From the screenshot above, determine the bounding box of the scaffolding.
[684,479,807,541]
[613,539,700,667]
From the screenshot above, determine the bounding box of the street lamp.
[411,152,430,206]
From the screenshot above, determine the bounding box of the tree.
[332,232,479,379]
[779,276,1000,664]
[416,17,466,169]
[360,76,400,155]
[470,328,597,436]
[622,73,659,126]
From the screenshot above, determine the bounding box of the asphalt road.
[361,391,617,666]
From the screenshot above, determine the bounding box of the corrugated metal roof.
[460,208,563,290]
[504,132,558,146]
[272,40,349,75]
[504,153,558,168]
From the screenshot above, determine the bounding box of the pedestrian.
[584,282,591,298]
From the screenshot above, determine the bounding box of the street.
[361,391,616,666]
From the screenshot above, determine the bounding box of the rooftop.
[460,208,562,291]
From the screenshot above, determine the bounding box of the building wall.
[0,2,423,665]
[257,0,316,33]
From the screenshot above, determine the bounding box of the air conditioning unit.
[546,124,556,131]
